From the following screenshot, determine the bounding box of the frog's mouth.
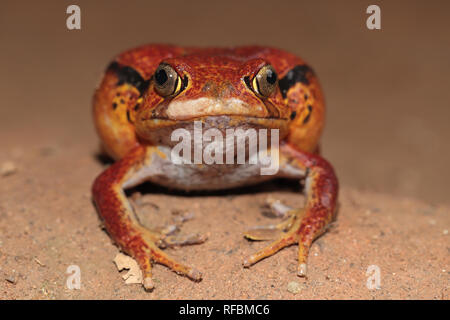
[136,97,289,139]
[136,115,289,147]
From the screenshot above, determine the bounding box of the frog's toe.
[242,231,298,268]
[149,245,203,281]
[244,226,284,241]
[143,277,155,291]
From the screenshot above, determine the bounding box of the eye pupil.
[266,69,277,85]
[155,69,168,85]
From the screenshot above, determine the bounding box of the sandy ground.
[0,1,449,299]
[0,139,448,299]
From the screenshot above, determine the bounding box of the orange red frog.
[92,44,338,290]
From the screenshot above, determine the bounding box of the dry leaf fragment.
[113,253,143,285]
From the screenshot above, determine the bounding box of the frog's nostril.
[201,81,217,94]
[220,82,236,98]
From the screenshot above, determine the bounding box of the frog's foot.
[133,212,207,290]
[243,208,315,276]
[244,206,300,241]
[242,144,339,277]
[128,226,205,291]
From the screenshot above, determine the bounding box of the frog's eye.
[252,65,278,97]
[154,63,182,97]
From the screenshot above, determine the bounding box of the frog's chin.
[135,115,289,147]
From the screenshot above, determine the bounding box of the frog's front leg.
[243,142,338,276]
[92,146,204,290]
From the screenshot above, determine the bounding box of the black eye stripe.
[107,62,150,95]
[279,65,314,99]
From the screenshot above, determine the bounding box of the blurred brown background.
[1,0,449,300]
[1,0,449,204]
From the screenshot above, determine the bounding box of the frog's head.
[134,53,293,144]
[94,45,325,160]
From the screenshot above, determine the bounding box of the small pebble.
[287,281,303,294]
[1,161,17,176]
[443,230,448,235]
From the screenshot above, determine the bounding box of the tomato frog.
[92,44,338,290]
